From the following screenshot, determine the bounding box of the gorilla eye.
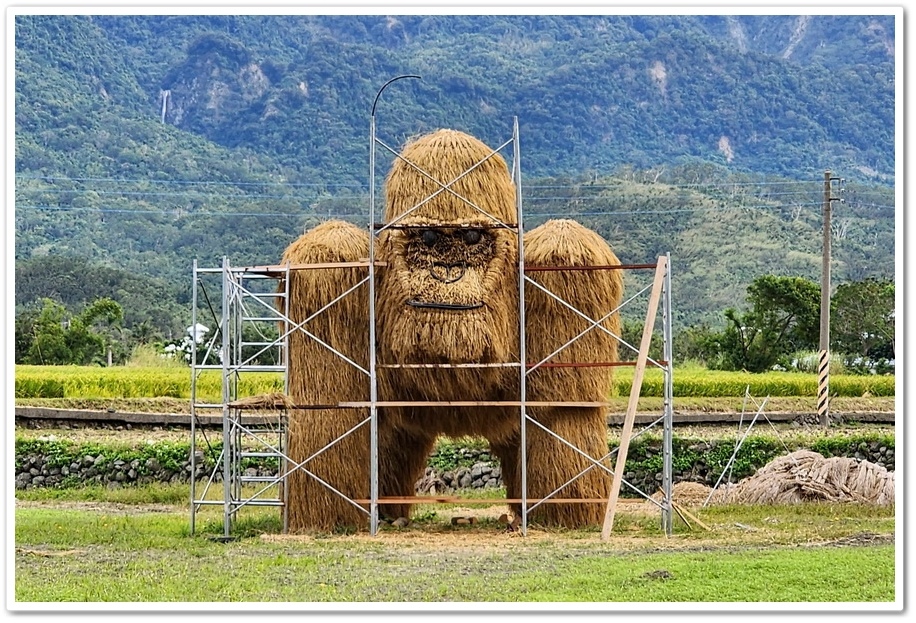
[462,229,482,245]
[420,229,439,247]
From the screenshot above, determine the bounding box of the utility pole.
[818,171,842,427]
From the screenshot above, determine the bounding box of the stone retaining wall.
[14,441,895,494]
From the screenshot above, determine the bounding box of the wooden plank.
[671,504,692,530]
[373,223,517,230]
[602,255,668,541]
[378,362,521,369]
[233,260,386,273]
[524,263,657,272]
[337,400,615,408]
[354,497,646,505]
[531,361,667,368]
[377,361,667,369]
[672,502,711,531]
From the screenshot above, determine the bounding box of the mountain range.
[12,12,897,337]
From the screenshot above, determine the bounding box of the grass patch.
[14,365,282,401]
[15,482,191,506]
[13,487,896,604]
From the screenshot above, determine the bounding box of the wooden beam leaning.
[601,255,668,541]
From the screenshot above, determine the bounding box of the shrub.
[778,350,847,374]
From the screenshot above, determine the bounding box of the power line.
[14,205,318,217]
[524,202,828,218]
[15,174,365,189]
[22,200,882,219]
[18,173,886,192]
[14,188,828,203]
[524,191,825,201]
[17,188,368,201]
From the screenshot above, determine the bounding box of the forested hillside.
[13,13,897,341]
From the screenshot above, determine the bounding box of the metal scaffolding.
[189,115,675,538]
[189,260,291,538]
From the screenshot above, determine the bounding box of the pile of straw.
[228,392,294,410]
[655,450,895,509]
[726,450,895,506]
[651,481,724,508]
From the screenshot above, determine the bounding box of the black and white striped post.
[816,347,830,426]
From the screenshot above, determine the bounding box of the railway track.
[14,405,894,430]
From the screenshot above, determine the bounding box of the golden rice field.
[14,364,894,403]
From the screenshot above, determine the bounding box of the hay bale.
[281,220,372,532]
[727,450,895,506]
[669,481,716,507]
[513,219,624,527]
[650,481,717,508]
[649,481,736,508]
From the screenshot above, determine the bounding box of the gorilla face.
[376,220,517,366]
[401,225,497,310]
[375,128,519,367]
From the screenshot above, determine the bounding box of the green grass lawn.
[12,485,898,607]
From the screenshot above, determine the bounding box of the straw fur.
[281,220,372,532]
[375,129,520,441]
[505,219,624,526]
[282,130,624,531]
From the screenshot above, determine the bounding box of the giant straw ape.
[282,129,623,532]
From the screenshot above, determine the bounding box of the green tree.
[77,297,125,365]
[127,320,162,348]
[831,278,895,360]
[24,299,73,365]
[618,318,664,362]
[20,297,125,365]
[672,323,722,366]
[717,275,821,372]
[14,306,41,364]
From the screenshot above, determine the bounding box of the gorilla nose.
[429,262,467,283]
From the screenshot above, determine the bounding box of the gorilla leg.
[376,416,438,521]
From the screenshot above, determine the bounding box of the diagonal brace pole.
[602,255,668,540]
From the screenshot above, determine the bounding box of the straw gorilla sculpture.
[281,129,623,532]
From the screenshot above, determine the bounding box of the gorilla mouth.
[402,230,492,311]
[406,300,484,310]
